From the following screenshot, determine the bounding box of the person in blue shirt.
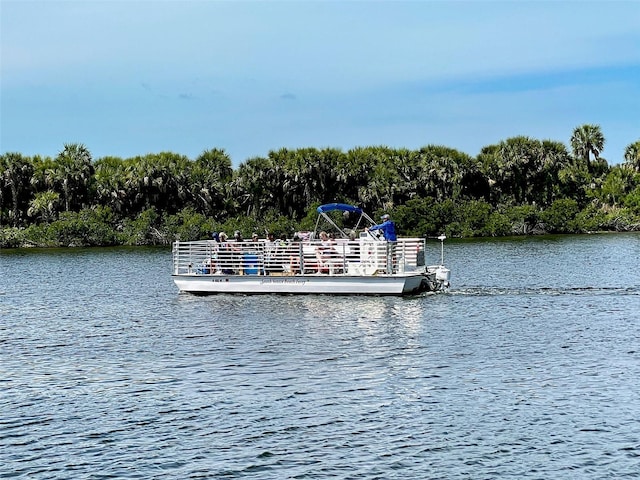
[366,214,397,273]
[367,214,397,241]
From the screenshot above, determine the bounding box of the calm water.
[1,234,639,479]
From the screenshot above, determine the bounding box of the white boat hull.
[173,272,432,295]
[171,226,450,296]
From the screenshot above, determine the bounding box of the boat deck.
[172,236,427,278]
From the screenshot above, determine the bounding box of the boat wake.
[447,286,640,297]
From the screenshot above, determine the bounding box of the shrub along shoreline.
[1,198,639,249]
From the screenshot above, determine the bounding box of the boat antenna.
[437,235,446,265]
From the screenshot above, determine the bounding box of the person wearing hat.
[367,214,397,241]
[217,232,235,273]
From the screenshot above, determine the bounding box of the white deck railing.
[172,236,427,276]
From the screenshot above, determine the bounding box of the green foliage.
[394,197,441,236]
[214,209,299,239]
[541,199,580,233]
[624,186,640,214]
[597,166,636,206]
[262,214,300,239]
[557,164,591,207]
[503,205,542,235]
[190,148,233,218]
[457,200,494,237]
[51,143,95,212]
[587,206,637,232]
[20,206,120,247]
[28,190,60,223]
[121,208,163,246]
[431,200,509,238]
[297,203,324,232]
[162,208,214,242]
[624,140,640,172]
[0,227,28,248]
[393,198,520,238]
[2,130,640,248]
[484,211,513,237]
[1,152,35,226]
[570,124,605,174]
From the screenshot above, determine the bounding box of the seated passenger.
[217,232,236,274]
[315,231,337,273]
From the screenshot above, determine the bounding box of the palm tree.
[51,143,94,211]
[337,147,376,205]
[283,147,342,214]
[191,148,233,218]
[623,140,640,172]
[124,152,190,215]
[501,136,544,204]
[231,156,278,218]
[537,140,572,206]
[599,165,635,206]
[1,152,34,226]
[351,146,398,212]
[570,124,605,174]
[417,145,464,202]
[478,137,549,206]
[383,147,418,205]
[27,190,60,223]
[94,156,128,213]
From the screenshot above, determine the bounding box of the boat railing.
[172,237,428,276]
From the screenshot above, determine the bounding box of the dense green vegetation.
[2,124,640,248]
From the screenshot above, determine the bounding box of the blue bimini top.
[316,203,363,214]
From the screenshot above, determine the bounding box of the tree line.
[1,124,640,248]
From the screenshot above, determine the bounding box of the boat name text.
[260,278,307,285]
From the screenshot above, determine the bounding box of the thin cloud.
[2,0,638,164]
[403,64,640,96]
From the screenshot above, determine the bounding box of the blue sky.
[2,0,639,166]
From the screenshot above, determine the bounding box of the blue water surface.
[1,234,640,479]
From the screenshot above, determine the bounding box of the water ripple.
[2,238,640,478]
[450,286,640,296]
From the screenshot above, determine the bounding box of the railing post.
[299,243,304,274]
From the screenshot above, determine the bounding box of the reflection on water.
[2,235,640,478]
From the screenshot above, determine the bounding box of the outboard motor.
[435,235,450,289]
[435,265,451,289]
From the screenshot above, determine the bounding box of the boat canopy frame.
[313,203,377,239]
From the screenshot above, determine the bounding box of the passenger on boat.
[264,232,279,274]
[315,231,338,273]
[366,214,397,273]
[217,232,237,274]
[273,234,291,272]
[367,214,397,241]
[201,232,221,273]
[201,256,215,275]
